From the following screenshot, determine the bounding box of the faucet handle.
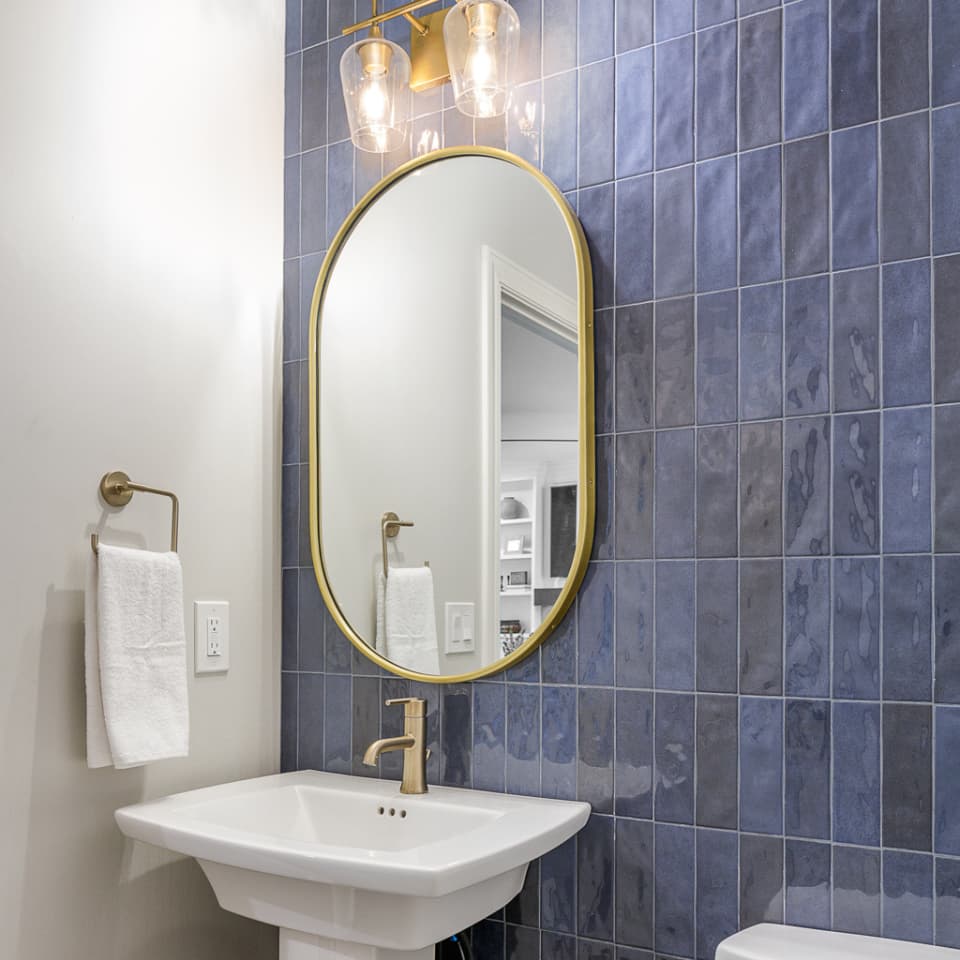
[385,697,427,717]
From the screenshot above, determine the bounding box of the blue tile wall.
[282,0,960,954]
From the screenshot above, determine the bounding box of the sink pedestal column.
[280,929,434,960]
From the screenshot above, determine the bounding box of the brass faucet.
[362,697,428,794]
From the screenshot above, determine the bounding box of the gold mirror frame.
[308,146,595,683]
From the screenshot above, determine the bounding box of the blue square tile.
[655,562,695,690]
[282,464,299,567]
[580,183,616,308]
[740,834,785,926]
[739,145,782,286]
[783,0,829,139]
[512,0,542,85]
[740,697,784,835]
[785,841,832,929]
[881,0,928,116]
[655,297,695,426]
[325,139,353,247]
[655,429,696,557]
[655,36,695,169]
[784,276,830,414]
[785,558,831,697]
[834,846,881,935]
[695,694,738,827]
[282,568,299,671]
[441,684,471,786]
[696,830,738,958]
[287,0,304,51]
[579,563,615,684]
[542,686,576,800]
[740,560,784,695]
[282,361,300,466]
[740,282,783,420]
[281,672,298,772]
[283,258,300,363]
[578,815,614,939]
[616,303,654,430]
[936,407,960,553]
[739,9,782,150]
[616,818,654,948]
[883,259,932,407]
[473,682,506,791]
[579,59,615,187]
[883,556,932,701]
[654,166,695,297]
[655,0,693,40]
[543,605,578,685]
[578,687,614,813]
[302,44,328,151]
[506,80,541,167]
[542,837,577,934]
[696,561,739,693]
[596,309,614,434]
[616,562,654,689]
[615,432,653,560]
[883,851,934,944]
[697,425,738,557]
[655,692,695,823]
[654,824,695,957]
[937,858,960,949]
[615,689,653,817]
[833,701,881,846]
[933,0,960,106]
[697,0,735,28]
[579,0,614,63]
[615,174,654,305]
[936,706,960,855]
[298,567,325,671]
[832,267,879,412]
[933,105,960,255]
[882,113,931,262]
[883,703,933,851]
[785,700,831,840]
[285,53,302,158]
[506,684,540,796]
[696,289,738,422]
[542,71,578,193]
[832,125,879,270]
[784,135,830,278]
[300,148,327,254]
[323,673,351,773]
[696,22,737,159]
[617,0,654,52]
[883,407,932,553]
[594,434,615,560]
[833,413,881,555]
[833,558,881,698]
[284,155,301,259]
[543,0,577,74]
[696,156,737,293]
[831,0,879,129]
[616,49,654,179]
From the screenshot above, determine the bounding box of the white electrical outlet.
[194,601,229,674]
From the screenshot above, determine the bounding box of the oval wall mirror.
[309,147,594,681]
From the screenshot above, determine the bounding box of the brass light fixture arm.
[343,0,439,37]
[91,471,180,555]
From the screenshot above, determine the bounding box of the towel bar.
[91,471,179,555]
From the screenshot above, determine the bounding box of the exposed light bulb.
[359,76,388,124]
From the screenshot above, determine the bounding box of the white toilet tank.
[717,924,960,959]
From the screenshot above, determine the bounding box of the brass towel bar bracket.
[380,511,429,579]
[91,471,180,555]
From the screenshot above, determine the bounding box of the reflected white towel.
[377,566,439,674]
[85,544,189,769]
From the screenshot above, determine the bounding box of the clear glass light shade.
[443,0,520,119]
[340,33,412,153]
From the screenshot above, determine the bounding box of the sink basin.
[115,771,590,959]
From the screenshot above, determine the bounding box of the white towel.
[85,544,189,769]
[376,566,440,674]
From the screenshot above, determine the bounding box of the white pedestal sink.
[115,771,590,960]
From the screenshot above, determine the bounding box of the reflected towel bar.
[91,471,179,555]
[380,511,429,578]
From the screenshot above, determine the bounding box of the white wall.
[0,2,283,958]
[319,157,576,674]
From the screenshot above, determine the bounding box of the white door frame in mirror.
[481,246,578,665]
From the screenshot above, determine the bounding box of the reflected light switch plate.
[444,602,475,655]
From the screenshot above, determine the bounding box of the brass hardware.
[403,11,430,37]
[409,9,453,92]
[307,147,596,684]
[381,511,414,579]
[362,697,428,794]
[342,0,441,37]
[466,0,500,38]
[91,471,180,555]
[358,28,393,77]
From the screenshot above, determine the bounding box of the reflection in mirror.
[314,151,593,679]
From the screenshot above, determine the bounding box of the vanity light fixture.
[340,0,520,153]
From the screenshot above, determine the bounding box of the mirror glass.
[313,151,593,679]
